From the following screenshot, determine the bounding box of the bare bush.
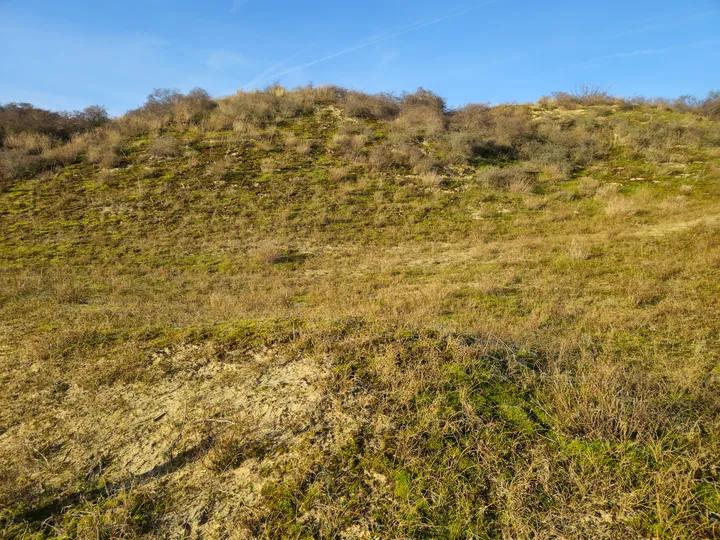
[392,106,446,139]
[149,136,181,157]
[477,165,538,191]
[343,91,399,120]
[0,102,108,144]
[209,85,317,130]
[547,85,621,108]
[4,132,54,155]
[400,88,446,111]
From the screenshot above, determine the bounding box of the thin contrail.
[246,0,500,88]
[608,9,720,39]
[241,41,319,89]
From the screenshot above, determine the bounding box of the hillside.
[1,86,720,538]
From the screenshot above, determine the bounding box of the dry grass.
[419,171,444,188]
[260,158,277,174]
[604,195,638,217]
[327,166,348,182]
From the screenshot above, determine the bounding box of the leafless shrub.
[0,102,108,144]
[343,91,399,120]
[576,177,600,197]
[400,88,446,111]
[368,144,394,171]
[85,146,116,168]
[701,90,720,119]
[171,88,216,126]
[490,106,536,148]
[4,132,54,155]
[149,136,181,157]
[392,105,446,139]
[209,85,317,130]
[477,165,538,191]
[547,85,621,108]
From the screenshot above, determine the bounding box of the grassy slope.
[1,103,720,538]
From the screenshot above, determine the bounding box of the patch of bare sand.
[0,343,364,537]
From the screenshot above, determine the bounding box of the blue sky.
[1,0,719,115]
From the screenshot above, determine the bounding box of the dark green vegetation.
[1,85,719,538]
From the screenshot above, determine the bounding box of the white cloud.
[206,49,246,70]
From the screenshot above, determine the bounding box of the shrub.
[392,105,446,140]
[701,91,720,119]
[120,88,215,133]
[446,105,536,162]
[446,132,482,164]
[0,102,108,144]
[149,136,181,157]
[368,144,394,171]
[209,86,317,130]
[172,88,216,125]
[400,88,446,112]
[343,91,399,120]
[489,106,535,147]
[4,132,54,155]
[477,165,539,190]
[0,150,51,187]
[90,147,120,168]
[524,120,608,173]
[312,84,348,104]
[548,85,620,108]
[449,104,493,134]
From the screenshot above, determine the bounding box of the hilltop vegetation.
[1,85,719,538]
